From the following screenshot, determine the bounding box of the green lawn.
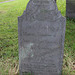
[0,0,29,74]
[0,0,9,2]
[0,0,75,75]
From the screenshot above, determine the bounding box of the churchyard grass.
[0,0,75,75]
[57,0,66,17]
[0,0,9,2]
[0,0,29,74]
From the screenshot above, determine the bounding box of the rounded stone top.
[19,0,61,21]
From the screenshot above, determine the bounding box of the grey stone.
[18,0,66,75]
[66,0,75,18]
[55,0,56,2]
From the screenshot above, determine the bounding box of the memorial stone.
[18,0,66,75]
[66,0,75,18]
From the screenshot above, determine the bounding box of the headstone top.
[20,0,61,22]
[32,0,55,4]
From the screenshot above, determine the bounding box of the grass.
[0,0,75,75]
[62,19,75,75]
[57,0,66,16]
[0,0,29,74]
[0,0,9,2]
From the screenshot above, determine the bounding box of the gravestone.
[66,0,75,18]
[55,0,56,3]
[18,0,66,75]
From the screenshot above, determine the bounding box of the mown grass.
[0,0,9,2]
[0,0,29,74]
[57,0,66,16]
[63,19,75,75]
[0,0,75,75]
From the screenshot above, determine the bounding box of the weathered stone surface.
[66,0,75,18]
[18,0,66,75]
